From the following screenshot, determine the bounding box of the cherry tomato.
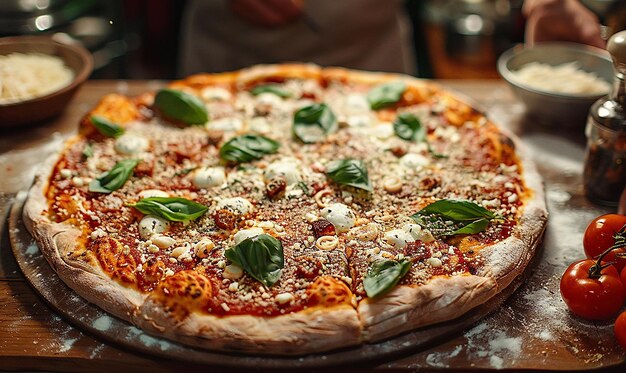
[621,266,626,288]
[583,214,626,271]
[560,259,626,320]
[615,311,626,350]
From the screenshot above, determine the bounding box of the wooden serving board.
[8,192,541,369]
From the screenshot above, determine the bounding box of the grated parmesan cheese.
[511,61,610,96]
[0,53,74,104]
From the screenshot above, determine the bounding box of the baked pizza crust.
[22,63,547,356]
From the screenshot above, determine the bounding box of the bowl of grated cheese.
[0,35,93,127]
[497,42,613,127]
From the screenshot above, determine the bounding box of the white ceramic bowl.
[497,42,613,127]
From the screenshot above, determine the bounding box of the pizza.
[23,64,547,355]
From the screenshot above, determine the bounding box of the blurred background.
[0,0,623,80]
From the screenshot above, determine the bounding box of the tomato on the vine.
[583,214,626,271]
[621,266,626,288]
[560,259,626,320]
[615,311,626,350]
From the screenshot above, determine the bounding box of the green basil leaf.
[293,103,337,143]
[89,159,139,193]
[326,159,372,192]
[452,218,490,235]
[414,199,495,221]
[367,81,406,110]
[219,135,280,163]
[250,84,291,98]
[130,197,208,222]
[410,199,496,237]
[393,113,425,142]
[225,234,284,287]
[154,88,208,125]
[91,115,124,138]
[364,259,411,298]
[82,143,93,159]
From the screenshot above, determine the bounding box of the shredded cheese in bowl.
[511,62,610,96]
[0,52,74,105]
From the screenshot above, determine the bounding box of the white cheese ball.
[216,197,254,215]
[223,264,244,280]
[248,116,271,135]
[402,223,435,243]
[383,229,413,248]
[264,160,300,186]
[400,153,430,169]
[139,215,169,240]
[256,92,283,107]
[344,93,370,113]
[233,227,264,245]
[207,117,243,132]
[201,87,232,102]
[114,134,149,155]
[192,166,226,189]
[320,203,356,233]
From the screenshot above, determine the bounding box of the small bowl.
[0,35,93,128]
[497,42,613,127]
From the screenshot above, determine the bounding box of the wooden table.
[1,80,625,372]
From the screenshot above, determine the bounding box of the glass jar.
[583,116,626,206]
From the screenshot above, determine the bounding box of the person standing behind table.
[178,0,417,76]
[523,0,626,212]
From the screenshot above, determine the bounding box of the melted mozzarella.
[264,160,300,185]
[138,189,169,199]
[139,215,169,239]
[114,134,149,155]
[233,227,264,245]
[400,153,430,169]
[207,117,243,132]
[248,116,271,134]
[192,166,226,189]
[256,92,283,107]
[201,87,232,102]
[383,229,412,248]
[216,197,253,215]
[345,93,370,113]
[320,203,356,233]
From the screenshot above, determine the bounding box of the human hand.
[523,0,605,48]
[230,0,304,28]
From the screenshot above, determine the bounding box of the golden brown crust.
[23,63,547,355]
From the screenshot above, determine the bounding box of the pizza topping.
[411,199,499,237]
[206,117,243,132]
[138,215,169,239]
[154,88,208,125]
[219,134,280,163]
[315,236,339,251]
[275,292,294,305]
[224,234,284,287]
[320,203,356,233]
[344,93,370,113]
[363,258,412,298]
[326,159,372,192]
[200,87,232,102]
[88,159,139,194]
[367,81,406,110]
[114,133,149,155]
[399,153,429,170]
[250,84,291,98]
[311,218,336,238]
[131,197,208,222]
[193,238,215,258]
[138,189,169,199]
[383,176,403,193]
[150,234,176,249]
[216,197,253,216]
[223,263,244,280]
[393,112,425,142]
[90,115,124,138]
[264,159,301,186]
[192,166,226,189]
[293,103,338,143]
[233,227,264,245]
